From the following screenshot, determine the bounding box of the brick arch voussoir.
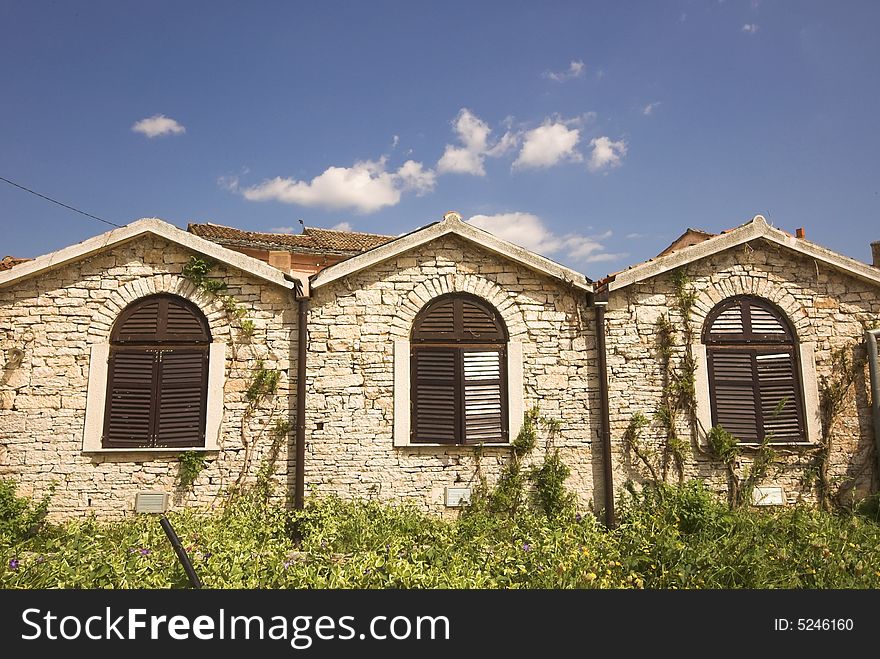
[389,275,527,340]
[87,274,232,343]
[692,276,811,342]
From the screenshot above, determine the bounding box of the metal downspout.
[295,295,308,510]
[595,302,615,527]
[866,329,880,485]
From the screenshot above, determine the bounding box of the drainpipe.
[285,275,308,511]
[295,293,308,510]
[594,302,615,527]
[866,329,880,484]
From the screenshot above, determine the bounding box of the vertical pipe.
[866,329,880,483]
[595,303,615,527]
[159,515,202,588]
[295,296,308,510]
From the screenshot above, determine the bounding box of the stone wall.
[0,234,297,519]
[605,238,880,505]
[305,235,601,514]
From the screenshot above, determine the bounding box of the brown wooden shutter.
[707,350,760,443]
[411,294,508,444]
[155,348,208,448]
[705,296,806,444]
[411,348,458,444]
[104,294,211,449]
[103,350,156,448]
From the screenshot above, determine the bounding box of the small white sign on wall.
[445,487,472,508]
[751,486,786,506]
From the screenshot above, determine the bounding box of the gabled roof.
[657,228,716,257]
[0,218,296,290]
[604,215,880,292]
[309,211,592,291]
[0,256,30,272]
[187,222,392,255]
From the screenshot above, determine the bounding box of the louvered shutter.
[412,348,458,444]
[463,350,505,443]
[104,294,211,449]
[155,348,208,448]
[103,350,156,448]
[755,351,803,441]
[705,296,805,444]
[707,350,760,443]
[411,294,508,444]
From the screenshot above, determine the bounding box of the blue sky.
[2,1,879,279]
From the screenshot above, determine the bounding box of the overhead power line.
[0,176,122,228]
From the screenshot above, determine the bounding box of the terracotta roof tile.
[187,223,392,254]
[0,256,30,272]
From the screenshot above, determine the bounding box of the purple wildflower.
[139,548,151,556]
[522,543,531,552]
[364,568,372,575]
[9,559,19,570]
[283,560,292,570]
[575,513,582,522]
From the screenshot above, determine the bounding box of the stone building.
[0,211,877,520]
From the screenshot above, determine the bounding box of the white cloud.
[467,212,622,264]
[436,108,518,176]
[626,232,647,239]
[330,221,353,232]
[241,157,435,214]
[437,146,486,176]
[543,60,585,82]
[642,102,661,116]
[269,226,298,233]
[131,114,186,138]
[395,159,437,195]
[391,135,399,149]
[742,23,759,34]
[513,121,582,170]
[587,136,627,172]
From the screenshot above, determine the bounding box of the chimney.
[872,241,880,268]
[795,227,805,239]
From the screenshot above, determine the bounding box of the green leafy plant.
[0,479,54,547]
[178,452,208,489]
[3,482,880,589]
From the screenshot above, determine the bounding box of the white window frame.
[393,339,523,447]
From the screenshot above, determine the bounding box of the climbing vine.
[623,267,871,512]
[177,451,208,489]
[469,407,575,519]
[816,344,868,511]
[182,256,291,503]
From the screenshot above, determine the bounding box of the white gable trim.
[0,218,296,290]
[607,215,880,291]
[309,212,592,292]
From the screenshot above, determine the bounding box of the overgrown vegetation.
[0,480,54,547]
[469,407,574,520]
[3,479,880,588]
[178,451,208,489]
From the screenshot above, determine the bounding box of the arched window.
[103,294,211,448]
[703,296,805,444]
[410,294,508,444]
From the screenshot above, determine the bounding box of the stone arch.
[690,275,811,341]
[387,273,528,339]
[87,274,233,344]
